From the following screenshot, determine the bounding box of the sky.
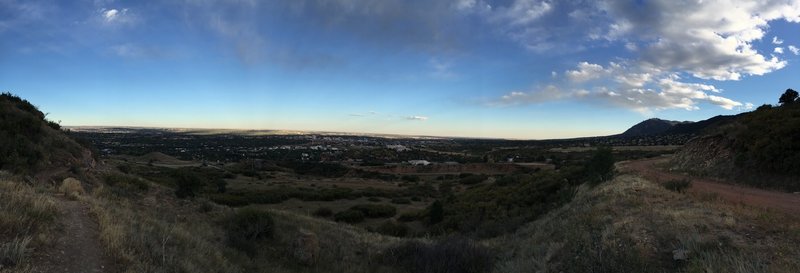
[2,0,800,139]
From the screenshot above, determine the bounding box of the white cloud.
[103,9,119,21]
[502,0,553,26]
[600,0,798,81]
[406,116,429,121]
[789,45,800,55]
[566,62,607,82]
[493,0,799,113]
[494,61,744,113]
[98,7,135,26]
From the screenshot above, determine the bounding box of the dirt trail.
[619,157,800,215]
[31,197,117,273]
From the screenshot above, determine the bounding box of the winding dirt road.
[619,156,800,215]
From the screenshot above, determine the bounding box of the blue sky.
[2,0,799,139]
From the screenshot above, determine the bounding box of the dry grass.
[89,186,244,273]
[88,176,407,273]
[489,174,800,273]
[59,178,85,199]
[0,180,59,272]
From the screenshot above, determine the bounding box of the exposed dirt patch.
[619,156,800,215]
[360,162,553,174]
[30,197,118,273]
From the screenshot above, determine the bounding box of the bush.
[664,179,692,193]
[173,169,202,198]
[391,198,411,204]
[377,220,409,237]
[585,147,615,185]
[381,237,493,273]
[402,175,420,182]
[459,175,487,185]
[398,211,419,222]
[334,210,365,223]
[429,200,443,224]
[226,208,274,255]
[104,174,149,196]
[117,164,132,174]
[349,204,397,218]
[59,178,85,199]
[313,207,333,218]
[368,197,382,202]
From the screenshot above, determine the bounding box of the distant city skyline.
[2,0,800,139]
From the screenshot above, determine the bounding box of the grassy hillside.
[672,90,800,191]
[0,93,91,175]
[490,174,800,273]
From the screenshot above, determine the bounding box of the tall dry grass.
[0,180,59,272]
[488,174,800,273]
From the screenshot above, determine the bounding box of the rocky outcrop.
[670,135,735,177]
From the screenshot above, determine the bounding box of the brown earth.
[360,162,554,174]
[619,156,800,215]
[30,197,118,273]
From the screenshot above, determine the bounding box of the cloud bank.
[492,0,800,113]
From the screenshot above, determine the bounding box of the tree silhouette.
[778,88,798,105]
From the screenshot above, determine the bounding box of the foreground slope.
[491,172,800,273]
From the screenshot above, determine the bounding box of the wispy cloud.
[789,45,800,55]
[406,116,429,121]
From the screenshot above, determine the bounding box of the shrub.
[226,208,274,255]
[117,164,132,174]
[664,179,692,193]
[402,175,420,182]
[398,211,419,222]
[349,204,397,218]
[59,178,85,199]
[585,147,615,185]
[313,207,333,218]
[377,220,409,237]
[368,197,382,202]
[459,175,487,185]
[173,169,202,198]
[381,237,493,273]
[334,210,365,223]
[0,236,32,268]
[391,198,411,204]
[429,200,443,224]
[104,174,149,194]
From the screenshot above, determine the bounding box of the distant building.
[407,160,431,166]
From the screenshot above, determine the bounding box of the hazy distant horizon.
[3,1,799,138]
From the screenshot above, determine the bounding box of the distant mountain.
[620,118,689,137]
[662,114,740,135]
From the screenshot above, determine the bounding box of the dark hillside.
[620,118,686,137]
[671,89,800,191]
[663,114,740,135]
[0,93,93,176]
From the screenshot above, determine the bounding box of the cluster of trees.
[730,88,800,190]
[424,148,615,238]
[778,88,798,105]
